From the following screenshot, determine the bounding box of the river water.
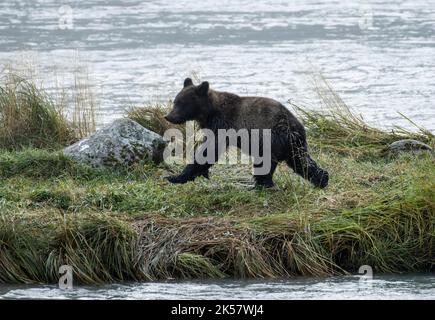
[0,274,434,299]
[0,0,434,299]
[0,0,434,129]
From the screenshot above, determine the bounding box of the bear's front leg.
[166,139,222,184]
[253,161,277,188]
[166,163,210,184]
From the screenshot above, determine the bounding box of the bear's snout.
[164,112,184,124]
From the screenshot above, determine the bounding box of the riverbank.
[0,74,434,284]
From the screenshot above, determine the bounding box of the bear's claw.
[165,169,209,184]
[165,174,189,184]
[310,169,329,189]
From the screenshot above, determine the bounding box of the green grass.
[0,125,433,284]
[0,74,433,284]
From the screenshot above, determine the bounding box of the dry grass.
[127,101,175,137]
[71,64,97,138]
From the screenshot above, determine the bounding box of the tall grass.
[0,73,75,149]
[127,102,201,155]
[0,66,96,150]
[291,73,434,158]
[71,65,97,138]
[127,101,182,136]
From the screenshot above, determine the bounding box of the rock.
[64,119,167,168]
[384,139,433,157]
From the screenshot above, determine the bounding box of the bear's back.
[213,91,302,131]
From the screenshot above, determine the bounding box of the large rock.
[384,139,433,157]
[64,119,166,168]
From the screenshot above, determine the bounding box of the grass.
[291,74,433,159]
[0,74,74,150]
[0,67,95,150]
[128,101,176,137]
[0,74,433,284]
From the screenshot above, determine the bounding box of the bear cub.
[164,78,329,188]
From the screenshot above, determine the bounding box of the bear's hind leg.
[286,153,329,188]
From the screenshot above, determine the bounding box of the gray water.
[0,0,434,129]
[0,275,434,299]
[1,0,434,299]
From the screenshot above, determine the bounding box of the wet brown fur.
[164,79,329,188]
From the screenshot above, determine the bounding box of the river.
[0,274,434,299]
[0,0,434,129]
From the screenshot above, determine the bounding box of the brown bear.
[164,78,329,188]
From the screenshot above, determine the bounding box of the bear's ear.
[183,78,193,88]
[196,81,209,96]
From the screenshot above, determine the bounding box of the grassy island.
[0,73,433,284]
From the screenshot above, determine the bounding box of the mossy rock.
[63,119,166,168]
[383,139,433,158]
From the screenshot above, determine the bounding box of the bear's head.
[164,78,210,125]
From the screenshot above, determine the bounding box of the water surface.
[0,274,434,300]
[0,0,434,129]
